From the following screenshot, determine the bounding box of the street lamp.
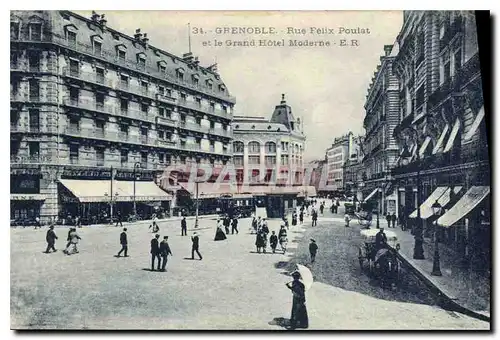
[376,187,382,229]
[133,162,141,218]
[401,138,425,260]
[104,192,119,222]
[431,200,443,276]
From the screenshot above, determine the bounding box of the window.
[95,120,105,132]
[166,88,172,97]
[281,155,289,164]
[195,97,201,106]
[416,85,425,109]
[159,153,165,164]
[96,147,105,166]
[158,86,165,95]
[192,75,199,85]
[29,142,39,157]
[96,67,105,84]
[453,48,462,76]
[209,103,215,112]
[120,98,128,112]
[248,156,260,165]
[195,117,201,125]
[29,79,39,101]
[165,109,172,118]
[222,105,227,113]
[120,149,128,164]
[67,30,76,47]
[248,141,260,153]
[94,41,102,55]
[138,55,146,70]
[141,81,148,95]
[10,22,19,40]
[29,109,40,131]
[10,52,18,68]
[176,69,184,80]
[180,114,186,123]
[69,118,79,130]
[141,127,148,136]
[70,144,79,162]
[265,142,276,153]
[141,152,148,165]
[28,51,40,72]
[233,156,244,166]
[120,124,128,134]
[159,64,166,73]
[210,121,215,129]
[30,23,42,41]
[141,103,148,113]
[120,74,128,88]
[180,93,186,102]
[158,130,164,139]
[69,87,79,102]
[158,107,165,117]
[118,50,126,62]
[69,59,79,76]
[265,156,276,166]
[10,110,19,125]
[96,92,105,109]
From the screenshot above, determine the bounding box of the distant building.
[325,134,350,193]
[305,158,327,197]
[343,134,364,199]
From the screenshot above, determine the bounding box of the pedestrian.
[181,216,187,236]
[319,203,324,215]
[44,225,58,253]
[159,236,173,272]
[286,271,309,330]
[283,216,289,230]
[115,211,123,228]
[34,215,41,229]
[311,209,318,227]
[150,234,161,271]
[291,211,297,226]
[309,239,318,263]
[299,211,304,224]
[64,228,81,255]
[191,232,202,260]
[223,215,231,235]
[391,212,397,229]
[117,228,128,257]
[261,218,269,236]
[375,228,388,251]
[270,231,278,253]
[255,231,265,253]
[214,220,227,241]
[279,226,288,253]
[231,216,239,234]
[251,215,258,234]
[344,214,351,228]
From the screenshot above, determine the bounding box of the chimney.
[134,28,142,40]
[91,11,100,22]
[142,33,149,46]
[182,52,194,63]
[280,93,286,104]
[193,56,200,67]
[99,14,107,27]
[384,44,393,56]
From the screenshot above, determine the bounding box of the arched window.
[265,141,276,153]
[248,141,260,154]
[233,141,244,153]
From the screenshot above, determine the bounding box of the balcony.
[156,139,178,148]
[180,122,209,134]
[156,116,177,127]
[62,97,114,115]
[61,67,114,88]
[177,99,232,120]
[140,135,149,144]
[10,124,44,133]
[156,93,176,104]
[114,107,156,123]
[11,154,54,164]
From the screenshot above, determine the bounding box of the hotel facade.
[10,10,235,224]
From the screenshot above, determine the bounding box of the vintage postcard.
[10,10,491,330]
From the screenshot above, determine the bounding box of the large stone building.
[391,11,489,269]
[230,94,313,217]
[10,10,235,223]
[361,44,400,214]
[325,134,350,193]
[343,134,364,199]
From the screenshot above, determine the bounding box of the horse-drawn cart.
[358,228,401,288]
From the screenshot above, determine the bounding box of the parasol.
[296,264,314,291]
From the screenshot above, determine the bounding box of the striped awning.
[409,186,463,220]
[363,188,379,202]
[419,136,432,157]
[443,118,461,153]
[433,124,450,154]
[464,106,485,141]
[437,186,490,227]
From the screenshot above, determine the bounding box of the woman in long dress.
[286,272,309,329]
[214,220,227,241]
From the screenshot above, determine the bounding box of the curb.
[392,247,490,323]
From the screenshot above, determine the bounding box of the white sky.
[77,10,403,161]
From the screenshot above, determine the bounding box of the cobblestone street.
[10,213,489,330]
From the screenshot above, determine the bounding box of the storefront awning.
[419,136,432,157]
[363,188,379,202]
[464,106,485,141]
[432,124,450,154]
[437,186,490,227]
[10,194,47,201]
[178,182,239,199]
[409,186,463,220]
[59,179,172,203]
[443,118,461,153]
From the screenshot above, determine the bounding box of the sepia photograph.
[9,9,491,330]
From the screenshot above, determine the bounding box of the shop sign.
[10,194,46,201]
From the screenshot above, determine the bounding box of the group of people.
[385,212,398,228]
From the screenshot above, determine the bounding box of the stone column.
[40,165,61,224]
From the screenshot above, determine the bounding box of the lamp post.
[376,187,382,229]
[431,200,443,276]
[400,133,425,260]
[104,192,119,222]
[133,162,141,218]
[194,179,203,228]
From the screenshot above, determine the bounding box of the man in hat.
[309,239,318,263]
[44,225,58,253]
[286,271,309,330]
[269,231,278,253]
[191,232,202,260]
[117,228,128,257]
[181,216,187,236]
[231,216,239,235]
[150,234,161,271]
[159,236,173,272]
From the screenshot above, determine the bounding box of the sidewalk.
[388,226,490,321]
